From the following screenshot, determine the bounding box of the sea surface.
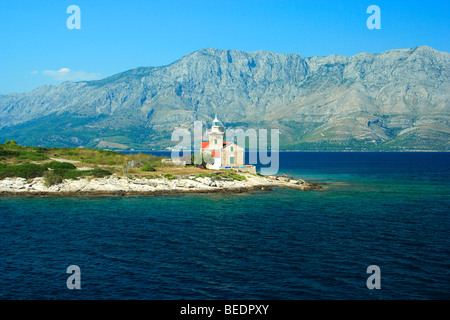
[1,152,449,299]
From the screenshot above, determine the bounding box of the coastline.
[0,174,323,197]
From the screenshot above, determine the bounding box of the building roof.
[201,142,209,148]
[202,141,233,149]
[223,141,234,147]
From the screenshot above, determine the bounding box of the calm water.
[0,152,449,299]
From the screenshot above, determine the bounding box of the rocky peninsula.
[0,173,323,197]
[0,142,323,197]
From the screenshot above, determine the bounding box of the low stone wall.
[222,165,257,175]
[162,158,186,166]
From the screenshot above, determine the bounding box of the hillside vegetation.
[0,141,163,185]
[0,141,247,186]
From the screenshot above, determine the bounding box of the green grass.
[141,164,156,172]
[223,172,247,181]
[0,141,165,169]
[1,141,259,184]
[0,149,48,161]
[0,149,20,157]
[194,171,247,181]
[43,161,77,170]
[17,151,48,161]
[139,156,164,167]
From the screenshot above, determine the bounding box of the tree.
[202,153,215,166]
[5,140,17,146]
[190,152,215,167]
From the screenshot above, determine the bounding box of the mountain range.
[0,46,449,151]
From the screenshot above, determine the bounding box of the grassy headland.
[0,141,247,187]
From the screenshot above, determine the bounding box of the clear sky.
[0,0,449,94]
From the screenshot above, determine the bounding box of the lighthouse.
[200,116,244,169]
[207,117,224,169]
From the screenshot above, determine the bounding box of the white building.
[201,117,244,169]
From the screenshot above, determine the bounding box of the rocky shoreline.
[0,173,323,197]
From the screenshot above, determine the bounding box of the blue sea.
[1,152,449,299]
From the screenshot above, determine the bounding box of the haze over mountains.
[0,46,449,150]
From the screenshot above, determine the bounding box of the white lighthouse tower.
[208,116,224,169]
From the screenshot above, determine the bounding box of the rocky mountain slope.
[0,46,448,150]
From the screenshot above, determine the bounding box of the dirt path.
[50,158,80,164]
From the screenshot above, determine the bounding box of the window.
[214,139,217,144]
[230,146,234,152]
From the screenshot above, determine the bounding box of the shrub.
[44,171,64,187]
[0,163,46,179]
[141,164,156,172]
[44,161,77,170]
[190,153,212,167]
[84,168,112,178]
[164,174,175,180]
[61,169,82,180]
[221,171,247,181]
[202,153,214,165]
[35,147,48,153]
[230,174,246,181]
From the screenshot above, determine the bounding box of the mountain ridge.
[0,46,449,151]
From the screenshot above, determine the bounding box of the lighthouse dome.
[212,117,221,127]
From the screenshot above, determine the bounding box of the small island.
[0,140,323,197]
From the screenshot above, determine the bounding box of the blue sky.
[0,0,449,94]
